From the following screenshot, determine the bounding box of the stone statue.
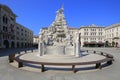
[57,4,64,14]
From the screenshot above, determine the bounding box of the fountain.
[39,5,81,57]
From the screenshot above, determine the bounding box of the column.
[39,42,43,56]
[75,40,80,57]
[75,32,82,57]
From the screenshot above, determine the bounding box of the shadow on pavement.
[0,48,37,57]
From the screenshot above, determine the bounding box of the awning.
[113,37,120,40]
[89,41,97,44]
[97,42,104,44]
[83,42,89,44]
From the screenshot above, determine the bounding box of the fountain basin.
[45,46,74,55]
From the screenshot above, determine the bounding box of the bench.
[9,53,114,73]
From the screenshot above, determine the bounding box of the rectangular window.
[112,34,114,37]
[84,29,86,31]
[84,32,88,36]
[91,29,92,31]
[87,29,88,31]
[91,38,92,40]
[17,27,19,30]
[84,38,86,40]
[91,33,92,35]
[84,33,86,35]
[117,28,118,31]
[3,26,6,31]
[10,17,15,21]
[21,29,23,31]
[116,32,118,36]
[95,32,96,35]
[21,33,23,36]
[17,37,19,40]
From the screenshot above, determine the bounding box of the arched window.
[3,16,6,23]
[3,15,8,24]
[6,17,8,24]
[10,24,14,32]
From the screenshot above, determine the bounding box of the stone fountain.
[39,5,81,57]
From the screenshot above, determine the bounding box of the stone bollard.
[94,51,96,54]
[101,52,103,55]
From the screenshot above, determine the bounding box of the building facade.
[105,23,120,47]
[80,24,105,47]
[15,23,33,48]
[0,4,33,48]
[33,35,39,47]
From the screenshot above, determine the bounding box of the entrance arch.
[25,43,27,48]
[17,42,19,48]
[21,43,24,48]
[3,40,9,48]
[11,41,15,48]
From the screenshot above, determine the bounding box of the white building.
[0,4,33,48]
[105,23,120,47]
[33,36,39,44]
[80,24,105,47]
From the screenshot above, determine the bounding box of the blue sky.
[0,0,120,35]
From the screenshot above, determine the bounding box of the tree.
[112,41,115,47]
[105,41,109,47]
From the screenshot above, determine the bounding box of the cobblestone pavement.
[0,48,120,80]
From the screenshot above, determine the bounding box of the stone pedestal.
[75,33,82,57]
[75,41,81,57]
[39,43,42,56]
[39,42,45,56]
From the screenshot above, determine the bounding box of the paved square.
[0,48,120,80]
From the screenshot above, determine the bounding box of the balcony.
[0,30,15,36]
